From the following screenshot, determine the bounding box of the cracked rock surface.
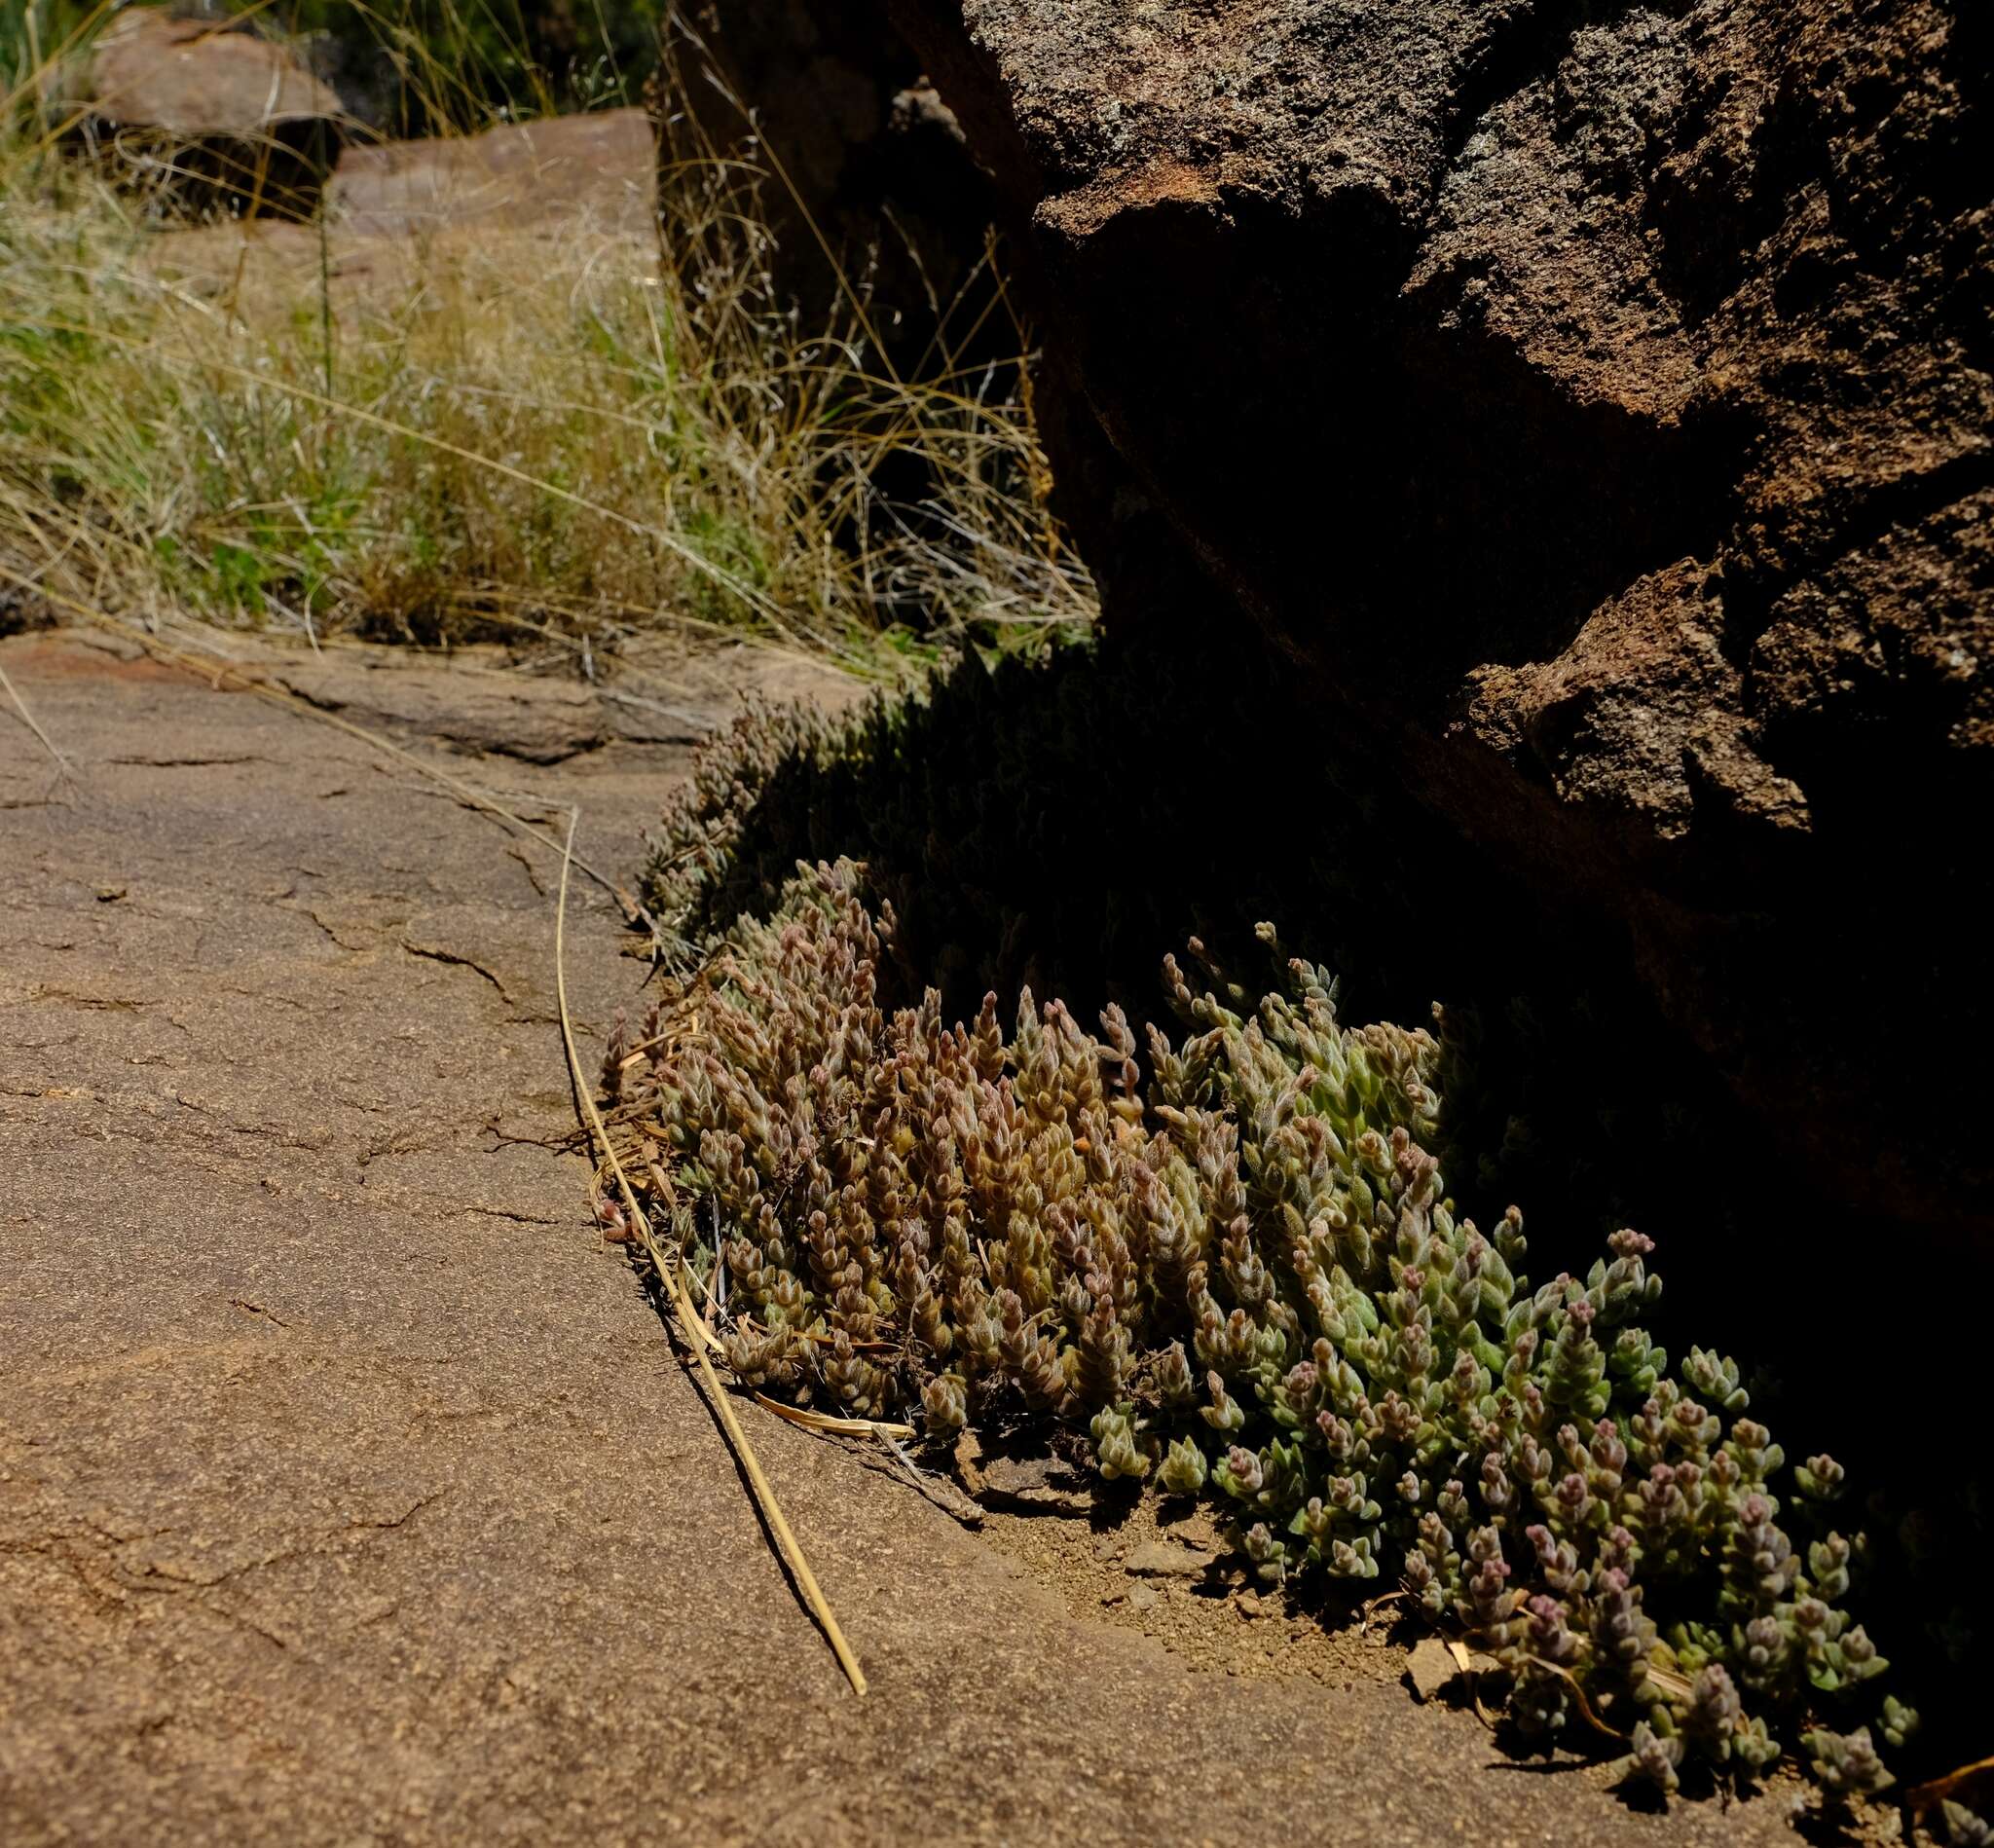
[1,632,1795,1844]
[889,0,1992,1242]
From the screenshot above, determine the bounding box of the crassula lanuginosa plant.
[607,857,1922,1803]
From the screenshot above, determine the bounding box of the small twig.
[1444,1638,1498,1729]
[1906,1752,1994,1822]
[0,660,71,774]
[1518,1653,1631,1745]
[876,1431,983,1527]
[751,1395,914,1441]
[1358,1587,1409,1633]
[734,1316,896,1353]
[553,807,867,1696]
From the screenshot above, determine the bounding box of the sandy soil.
[0,630,1805,1845]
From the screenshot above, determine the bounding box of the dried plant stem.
[0,659,69,772]
[1908,1754,1994,1825]
[552,807,868,1696]
[1516,1653,1631,1745]
[751,1395,914,1442]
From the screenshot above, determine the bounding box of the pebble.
[1123,1539,1215,1578]
[1405,1636,1459,1703]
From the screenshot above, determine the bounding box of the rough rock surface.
[1,632,1799,1844]
[888,0,1993,1239]
[139,113,657,323]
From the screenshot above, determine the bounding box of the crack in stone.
[357,1126,445,1166]
[276,899,386,956]
[102,1493,445,1605]
[107,755,272,768]
[167,1090,335,1152]
[399,936,519,1005]
[451,1202,568,1228]
[26,987,153,1014]
[227,1297,291,1329]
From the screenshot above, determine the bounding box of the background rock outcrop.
[332,109,654,240]
[67,8,347,217]
[884,0,1992,1240]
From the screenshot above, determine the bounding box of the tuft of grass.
[0,2,1093,675]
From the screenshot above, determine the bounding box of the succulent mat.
[604,843,1928,1808]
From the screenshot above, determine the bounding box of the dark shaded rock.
[889,0,1994,1241]
[67,8,348,219]
[656,4,997,363]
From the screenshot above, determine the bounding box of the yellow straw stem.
[551,807,868,1696]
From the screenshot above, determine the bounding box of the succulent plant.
[1622,1717,1685,1795]
[611,855,1921,1799]
[1801,1724,1894,1799]
[628,634,1758,1289]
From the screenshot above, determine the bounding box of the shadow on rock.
[639,625,1989,1777]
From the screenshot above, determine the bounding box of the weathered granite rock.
[887,0,1993,1238]
[70,7,347,218]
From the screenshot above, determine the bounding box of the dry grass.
[0,4,1094,678]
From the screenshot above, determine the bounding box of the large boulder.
[69,7,347,218]
[887,0,1991,1238]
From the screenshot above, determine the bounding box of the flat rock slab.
[0,632,1797,1845]
[332,110,655,240]
[140,109,656,310]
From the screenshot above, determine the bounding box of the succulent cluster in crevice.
[635,635,1738,1253]
[608,854,1934,1806]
